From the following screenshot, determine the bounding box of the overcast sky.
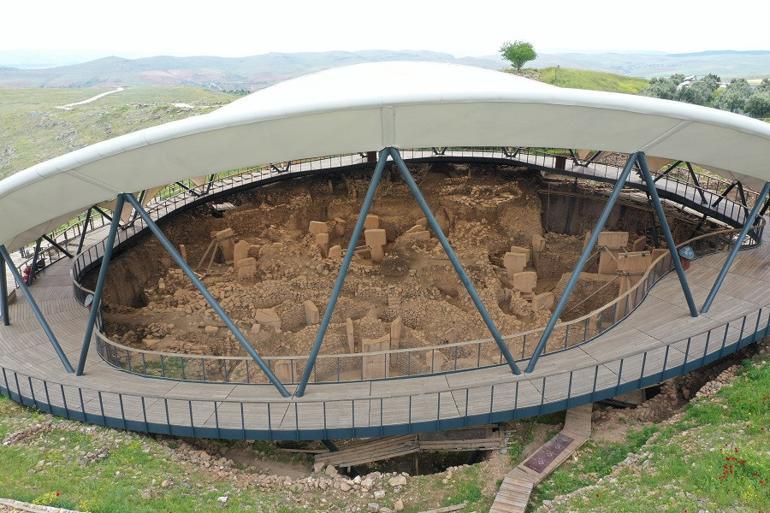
[2,0,769,64]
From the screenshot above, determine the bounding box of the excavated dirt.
[93,163,665,365]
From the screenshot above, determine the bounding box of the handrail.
[66,147,764,385]
[0,301,766,442]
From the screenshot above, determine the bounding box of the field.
[0,87,237,179]
[531,67,649,94]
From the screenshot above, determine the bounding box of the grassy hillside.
[531,67,649,94]
[530,349,770,512]
[0,87,238,179]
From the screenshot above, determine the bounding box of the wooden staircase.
[489,404,593,513]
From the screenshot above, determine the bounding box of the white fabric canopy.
[2,61,770,249]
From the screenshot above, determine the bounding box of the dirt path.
[55,87,125,110]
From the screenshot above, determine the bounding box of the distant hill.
[529,50,770,79]
[0,50,501,90]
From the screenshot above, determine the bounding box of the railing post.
[701,182,770,313]
[123,193,290,397]
[526,153,638,373]
[390,148,521,375]
[295,149,390,397]
[0,245,74,373]
[0,250,8,326]
[77,194,126,376]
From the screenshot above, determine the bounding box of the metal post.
[76,208,93,255]
[390,148,521,375]
[0,245,74,373]
[295,150,390,397]
[0,251,8,326]
[123,193,290,397]
[526,153,638,373]
[76,194,126,376]
[637,153,699,317]
[701,181,770,313]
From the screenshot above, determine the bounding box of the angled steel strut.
[390,149,522,376]
[0,251,8,326]
[77,194,126,375]
[123,193,291,397]
[701,181,770,313]
[294,149,391,397]
[524,152,639,373]
[0,244,74,373]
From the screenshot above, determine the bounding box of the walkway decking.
[1,224,768,440]
[0,150,768,440]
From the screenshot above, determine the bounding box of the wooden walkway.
[490,405,593,513]
[315,426,504,467]
[0,150,768,440]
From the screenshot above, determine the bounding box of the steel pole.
[0,251,8,326]
[295,149,390,397]
[123,193,291,397]
[526,153,638,373]
[76,194,125,376]
[390,149,522,375]
[76,208,93,256]
[0,244,74,373]
[637,153,699,317]
[701,181,770,313]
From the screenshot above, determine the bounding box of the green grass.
[0,86,237,179]
[528,67,649,94]
[530,354,770,512]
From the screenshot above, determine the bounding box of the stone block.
[219,239,235,263]
[405,225,425,235]
[254,308,281,331]
[364,214,380,230]
[274,360,293,383]
[632,236,647,252]
[308,221,328,234]
[234,240,251,265]
[509,245,530,263]
[370,245,385,263]
[531,234,546,253]
[597,231,629,250]
[390,317,403,349]
[204,325,219,335]
[236,257,257,280]
[345,318,355,352]
[213,228,235,241]
[503,252,527,276]
[533,292,554,310]
[303,300,320,325]
[362,334,390,380]
[315,232,330,255]
[179,244,187,262]
[364,228,387,247]
[512,271,537,293]
[328,245,342,259]
[247,244,261,258]
[598,249,618,275]
[616,251,652,275]
[401,230,430,243]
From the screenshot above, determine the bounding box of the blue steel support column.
[701,181,770,313]
[526,153,638,373]
[76,194,126,376]
[123,193,291,397]
[390,148,522,376]
[637,153,699,317]
[0,251,8,326]
[0,245,74,373]
[295,149,390,397]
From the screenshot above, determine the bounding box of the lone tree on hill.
[500,40,537,71]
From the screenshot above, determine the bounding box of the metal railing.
[62,146,763,385]
[1,301,767,440]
